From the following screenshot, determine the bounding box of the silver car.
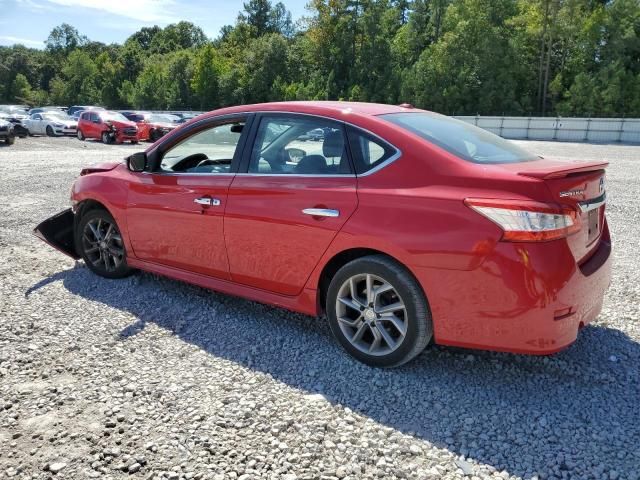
[24,112,78,137]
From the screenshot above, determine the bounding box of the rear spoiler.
[518,160,609,179]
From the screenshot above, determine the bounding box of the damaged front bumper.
[33,208,80,259]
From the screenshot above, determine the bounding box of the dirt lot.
[1,136,639,480]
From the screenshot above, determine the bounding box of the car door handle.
[194,197,221,206]
[302,208,340,218]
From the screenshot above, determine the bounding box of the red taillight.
[465,198,581,242]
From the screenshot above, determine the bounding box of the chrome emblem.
[559,189,584,198]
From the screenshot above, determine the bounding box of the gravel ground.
[1,136,639,480]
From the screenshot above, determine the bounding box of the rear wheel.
[46,125,55,137]
[326,255,432,367]
[76,209,132,279]
[77,129,85,141]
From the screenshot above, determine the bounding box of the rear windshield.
[381,112,537,164]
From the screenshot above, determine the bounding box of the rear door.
[89,112,101,138]
[224,113,358,296]
[126,114,251,279]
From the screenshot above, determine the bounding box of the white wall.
[454,116,640,143]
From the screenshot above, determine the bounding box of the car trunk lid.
[498,158,608,263]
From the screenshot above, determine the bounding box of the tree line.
[1,0,639,117]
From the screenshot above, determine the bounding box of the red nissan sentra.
[35,102,611,367]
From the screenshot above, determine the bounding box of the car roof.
[201,101,423,120]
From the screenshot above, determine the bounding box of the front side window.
[381,112,537,164]
[89,112,99,122]
[160,121,245,174]
[248,115,351,175]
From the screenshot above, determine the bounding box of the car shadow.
[27,267,640,479]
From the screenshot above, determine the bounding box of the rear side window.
[346,126,397,174]
[381,112,537,164]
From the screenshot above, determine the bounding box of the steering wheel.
[197,158,218,167]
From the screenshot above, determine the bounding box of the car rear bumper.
[33,208,79,259]
[415,218,612,354]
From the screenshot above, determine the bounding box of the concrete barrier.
[454,116,640,143]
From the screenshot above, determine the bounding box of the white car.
[24,112,77,137]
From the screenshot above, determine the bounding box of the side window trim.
[346,125,402,177]
[238,112,355,176]
[145,113,254,175]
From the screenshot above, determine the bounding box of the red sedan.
[77,110,139,144]
[35,102,611,367]
[121,112,178,142]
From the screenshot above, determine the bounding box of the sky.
[0,0,309,48]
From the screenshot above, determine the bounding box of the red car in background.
[121,112,179,142]
[77,110,139,144]
[35,101,611,367]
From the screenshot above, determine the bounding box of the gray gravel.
[1,136,639,480]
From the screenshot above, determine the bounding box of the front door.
[126,116,250,279]
[224,113,358,295]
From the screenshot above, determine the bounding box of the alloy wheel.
[335,273,408,356]
[81,217,125,272]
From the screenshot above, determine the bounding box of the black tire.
[326,255,432,368]
[77,129,85,141]
[5,135,15,145]
[148,129,158,142]
[101,131,111,144]
[46,125,55,137]
[75,209,133,279]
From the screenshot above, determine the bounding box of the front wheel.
[326,255,432,368]
[101,132,112,144]
[5,135,15,145]
[46,125,55,137]
[76,209,133,279]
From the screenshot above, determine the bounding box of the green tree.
[410,0,523,114]
[192,44,222,109]
[46,24,88,56]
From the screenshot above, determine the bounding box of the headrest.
[295,155,329,174]
[323,130,344,158]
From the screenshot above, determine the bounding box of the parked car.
[67,105,104,117]
[0,105,29,137]
[0,118,16,145]
[77,110,139,144]
[29,106,68,115]
[34,102,611,367]
[121,112,178,142]
[24,111,77,136]
[175,112,199,124]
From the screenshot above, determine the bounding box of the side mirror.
[127,152,147,172]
